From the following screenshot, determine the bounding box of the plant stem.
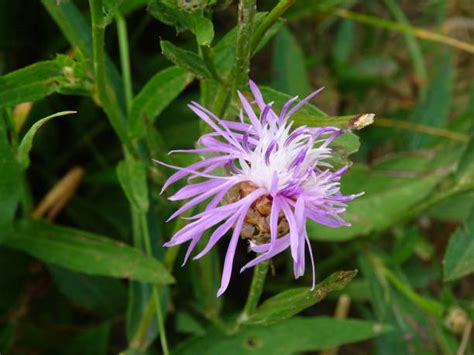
[335,8,474,55]
[251,0,296,53]
[116,12,133,111]
[238,260,270,323]
[211,0,256,118]
[374,117,469,142]
[130,207,194,349]
[89,0,134,154]
[140,213,170,355]
[232,0,256,90]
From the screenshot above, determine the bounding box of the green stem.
[232,0,256,91]
[238,260,270,323]
[89,0,134,155]
[140,213,170,355]
[130,207,194,349]
[211,0,256,118]
[335,8,474,55]
[116,12,133,111]
[250,0,296,53]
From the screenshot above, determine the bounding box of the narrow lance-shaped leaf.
[309,166,447,241]
[455,139,474,188]
[272,25,311,98]
[50,265,127,316]
[292,113,375,130]
[0,113,22,242]
[0,57,81,108]
[174,317,392,355]
[4,220,174,285]
[443,207,474,281]
[244,270,357,326]
[17,111,76,169]
[160,41,212,80]
[129,66,194,138]
[116,158,149,213]
[148,0,214,46]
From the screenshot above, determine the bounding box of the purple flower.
[157,81,363,296]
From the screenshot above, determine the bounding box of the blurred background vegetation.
[0,0,473,354]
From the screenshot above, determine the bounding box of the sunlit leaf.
[245,270,357,325]
[174,317,391,355]
[4,220,174,284]
[443,207,474,281]
[130,66,194,138]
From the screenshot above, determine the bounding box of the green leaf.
[116,158,149,213]
[176,312,206,336]
[160,41,212,79]
[41,0,126,111]
[174,317,391,355]
[63,323,110,355]
[17,111,76,168]
[0,58,82,108]
[245,270,357,325]
[41,0,92,57]
[332,20,354,65]
[50,266,127,316]
[443,207,474,281]
[0,115,22,242]
[328,131,360,168]
[271,25,310,98]
[4,220,174,285]
[456,138,474,189]
[129,66,194,137]
[292,113,375,130]
[309,163,447,241]
[192,15,215,46]
[408,50,453,149]
[120,0,148,14]
[148,0,214,46]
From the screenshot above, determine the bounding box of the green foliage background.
[0,0,473,354]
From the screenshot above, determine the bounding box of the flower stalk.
[238,259,270,323]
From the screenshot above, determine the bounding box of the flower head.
[157,81,362,296]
